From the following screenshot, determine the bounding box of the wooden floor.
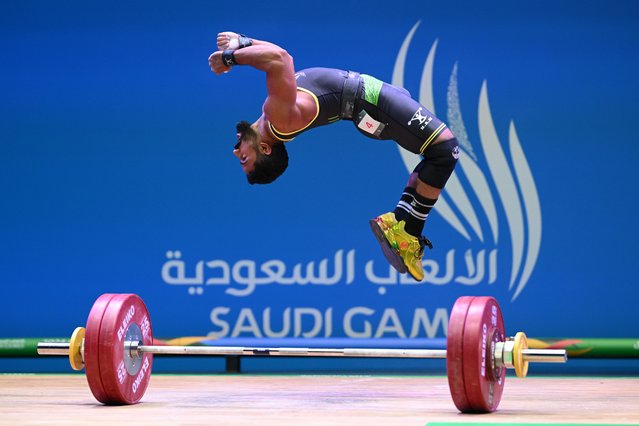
[1,374,638,425]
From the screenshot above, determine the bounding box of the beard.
[235,121,259,149]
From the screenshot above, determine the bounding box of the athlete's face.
[232,133,259,175]
[232,120,271,177]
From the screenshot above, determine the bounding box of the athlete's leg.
[395,137,459,236]
[356,79,456,234]
[363,79,459,281]
[394,173,439,237]
[409,172,441,199]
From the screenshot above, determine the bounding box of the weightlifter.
[208,31,459,282]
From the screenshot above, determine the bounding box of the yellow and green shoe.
[369,212,433,281]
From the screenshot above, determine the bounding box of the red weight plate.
[84,293,116,404]
[98,294,154,404]
[462,296,506,412]
[446,296,474,413]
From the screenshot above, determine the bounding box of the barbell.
[37,293,567,413]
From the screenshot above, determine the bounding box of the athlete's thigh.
[376,83,446,155]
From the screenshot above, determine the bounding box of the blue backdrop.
[2,0,638,356]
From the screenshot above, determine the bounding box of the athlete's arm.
[216,31,281,51]
[208,34,301,131]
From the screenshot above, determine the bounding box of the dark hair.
[236,120,254,137]
[247,142,289,184]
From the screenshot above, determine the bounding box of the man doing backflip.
[209,32,459,282]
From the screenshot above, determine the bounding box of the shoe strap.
[419,236,433,251]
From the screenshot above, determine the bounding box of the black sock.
[393,187,437,237]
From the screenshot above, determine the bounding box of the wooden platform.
[1,374,638,425]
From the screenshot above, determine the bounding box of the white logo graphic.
[452,146,460,160]
[408,107,433,129]
[393,22,542,301]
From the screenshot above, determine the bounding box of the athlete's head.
[233,120,288,184]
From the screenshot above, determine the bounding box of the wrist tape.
[237,34,252,49]
[222,50,238,66]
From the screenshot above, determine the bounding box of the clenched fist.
[208,51,230,75]
[217,31,241,51]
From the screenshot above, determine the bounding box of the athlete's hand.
[208,51,231,75]
[217,31,240,51]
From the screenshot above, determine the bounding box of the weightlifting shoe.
[369,212,433,281]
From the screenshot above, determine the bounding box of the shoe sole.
[369,219,408,274]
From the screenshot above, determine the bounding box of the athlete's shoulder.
[295,67,346,77]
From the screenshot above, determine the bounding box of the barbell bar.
[36,293,567,413]
[38,340,566,361]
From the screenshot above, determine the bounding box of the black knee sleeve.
[415,138,459,189]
